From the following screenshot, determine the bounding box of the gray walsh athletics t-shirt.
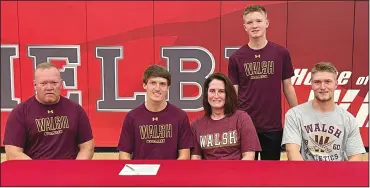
[282,100,365,161]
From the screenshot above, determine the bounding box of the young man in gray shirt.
[281,62,365,161]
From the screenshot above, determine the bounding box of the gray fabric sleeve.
[345,116,366,156]
[282,109,302,147]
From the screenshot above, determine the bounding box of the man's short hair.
[311,62,338,77]
[142,65,171,86]
[36,62,59,71]
[34,62,60,79]
[243,5,267,17]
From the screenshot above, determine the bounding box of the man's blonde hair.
[34,62,60,79]
[311,62,338,77]
[36,62,59,71]
[243,5,267,17]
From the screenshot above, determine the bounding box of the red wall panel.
[154,1,221,123]
[0,1,22,143]
[351,1,369,146]
[86,1,154,146]
[287,1,354,105]
[17,1,89,109]
[286,1,354,112]
[1,1,20,45]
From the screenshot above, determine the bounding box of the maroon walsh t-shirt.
[228,41,295,133]
[117,102,193,159]
[3,96,93,159]
[191,110,261,160]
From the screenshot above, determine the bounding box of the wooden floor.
[1,152,368,162]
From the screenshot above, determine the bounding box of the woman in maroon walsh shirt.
[191,73,261,160]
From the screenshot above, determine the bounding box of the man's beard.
[315,95,332,103]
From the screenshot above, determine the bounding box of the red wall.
[1,1,368,147]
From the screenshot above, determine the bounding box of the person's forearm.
[177,155,190,160]
[191,155,202,160]
[177,149,190,160]
[287,151,304,161]
[348,154,363,161]
[233,85,239,95]
[76,148,94,160]
[284,86,298,108]
[241,152,255,160]
[119,152,132,160]
[7,152,32,160]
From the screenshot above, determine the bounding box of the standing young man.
[228,5,298,160]
[3,62,94,160]
[282,62,365,161]
[117,65,193,160]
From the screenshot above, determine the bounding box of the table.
[1,160,368,187]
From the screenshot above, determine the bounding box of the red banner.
[1,160,368,186]
[1,1,368,147]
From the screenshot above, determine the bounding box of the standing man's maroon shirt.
[228,41,295,133]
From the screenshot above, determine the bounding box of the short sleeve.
[228,56,239,85]
[237,112,262,152]
[345,116,366,156]
[3,105,27,148]
[282,49,295,80]
[190,119,202,156]
[77,106,93,144]
[178,114,194,150]
[281,109,302,146]
[117,114,135,153]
